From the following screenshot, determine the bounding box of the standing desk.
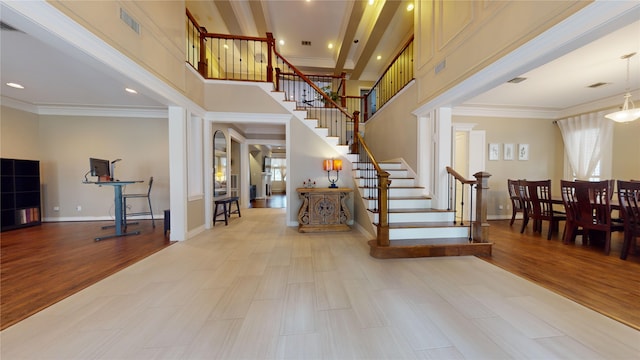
[85,180,143,241]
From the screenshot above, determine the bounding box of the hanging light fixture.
[605,52,640,123]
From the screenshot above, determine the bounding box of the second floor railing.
[363,35,414,121]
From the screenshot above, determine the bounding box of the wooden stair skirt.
[368,239,493,259]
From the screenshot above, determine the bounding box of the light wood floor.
[1,208,638,359]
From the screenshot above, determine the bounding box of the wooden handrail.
[365,35,414,96]
[446,166,475,185]
[356,132,391,247]
[272,47,353,121]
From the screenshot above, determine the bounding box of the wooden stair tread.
[373,221,467,228]
[367,208,451,214]
[387,237,471,246]
[363,196,432,200]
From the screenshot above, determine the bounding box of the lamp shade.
[332,159,343,171]
[323,159,333,171]
[604,93,640,123]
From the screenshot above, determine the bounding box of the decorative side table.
[296,187,353,233]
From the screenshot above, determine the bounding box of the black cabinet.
[1,158,41,231]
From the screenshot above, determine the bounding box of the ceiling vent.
[301,40,312,46]
[120,8,140,34]
[507,77,527,84]
[588,82,609,88]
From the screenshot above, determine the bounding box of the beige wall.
[414,0,589,106]
[204,83,288,113]
[612,120,640,180]
[49,0,188,97]
[363,83,418,170]
[0,106,171,222]
[0,106,40,160]
[454,116,562,219]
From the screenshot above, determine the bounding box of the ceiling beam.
[334,1,367,76]
[349,0,401,80]
[214,0,242,35]
[249,1,268,36]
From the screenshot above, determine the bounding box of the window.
[272,158,286,181]
[557,111,612,180]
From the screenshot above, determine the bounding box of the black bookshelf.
[1,158,41,231]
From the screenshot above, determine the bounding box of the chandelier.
[605,52,640,123]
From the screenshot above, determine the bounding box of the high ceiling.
[186,0,415,81]
[0,1,638,120]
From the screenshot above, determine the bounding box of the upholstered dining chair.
[123,176,155,228]
[560,180,623,255]
[617,180,640,260]
[519,180,566,240]
[507,179,525,226]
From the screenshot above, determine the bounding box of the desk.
[84,180,143,241]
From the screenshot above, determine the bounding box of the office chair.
[123,176,155,228]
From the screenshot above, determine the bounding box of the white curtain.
[557,111,612,180]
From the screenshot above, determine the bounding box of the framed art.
[488,143,500,161]
[503,143,514,160]
[518,144,529,160]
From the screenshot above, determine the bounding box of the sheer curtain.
[557,111,612,180]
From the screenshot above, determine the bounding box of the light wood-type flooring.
[1,208,638,359]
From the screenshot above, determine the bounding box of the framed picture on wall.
[488,143,500,161]
[503,143,514,160]
[518,144,529,160]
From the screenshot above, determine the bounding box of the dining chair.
[617,180,640,260]
[507,179,525,226]
[519,180,566,240]
[123,176,155,228]
[560,180,623,255]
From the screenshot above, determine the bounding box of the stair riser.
[376,212,454,223]
[389,227,469,240]
[362,188,424,198]
[357,178,415,187]
[354,169,408,178]
[366,198,433,209]
[356,163,403,170]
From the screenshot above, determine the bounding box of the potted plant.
[320,85,340,107]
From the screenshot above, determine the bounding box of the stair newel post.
[376,171,391,247]
[274,68,281,92]
[266,33,274,83]
[472,171,491,243]
[351,111,360,154]
[198,27,208,78]
[340,72,347,108]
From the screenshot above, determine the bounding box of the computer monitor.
[89,158,110,179]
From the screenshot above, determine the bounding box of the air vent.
[507,77,527,84]
[120,8,140,34]
[301,40,312,46]
[588,82,609,88]
[0,21,20,32]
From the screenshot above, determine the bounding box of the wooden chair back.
[617,180,640,259]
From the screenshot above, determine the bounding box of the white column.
[433,107,452,210]
[168,106,188,241]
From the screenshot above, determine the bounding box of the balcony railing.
[363,35,414,121]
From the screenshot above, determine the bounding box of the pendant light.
[605,52,640,123]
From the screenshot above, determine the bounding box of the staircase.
[354,161,492,258]
[262,83,491,259]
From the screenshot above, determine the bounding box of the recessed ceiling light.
[328,43,334,49]
[376,55,382,60]
[368,0,374,5]
[125,88,137,94]
[6,82,24,89]
[279,39,285,46]
[407,3,414,11]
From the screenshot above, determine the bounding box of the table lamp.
[323,158,342,188]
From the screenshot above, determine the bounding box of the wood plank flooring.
[1,208,638,359]
[1,220,172,330]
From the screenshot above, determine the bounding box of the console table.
[296,187,353,233]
